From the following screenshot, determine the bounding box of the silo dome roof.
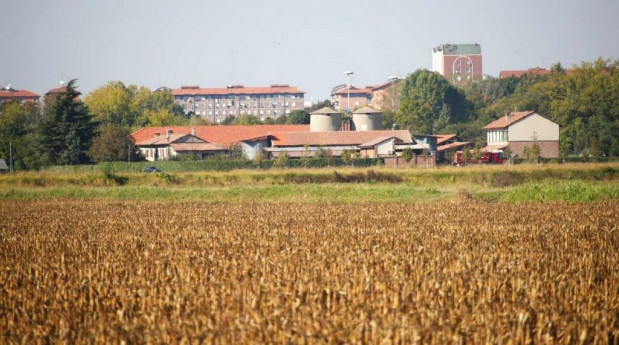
[310,107,340,115]
[352,106,382,114]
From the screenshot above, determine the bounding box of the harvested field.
[1,200,618,344]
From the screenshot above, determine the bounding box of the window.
[465,67,471,73]
[456,60,461,66]
[285,109,290,114]
[455,68,461,74]
[291,102,296,107]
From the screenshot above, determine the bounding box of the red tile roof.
[437,142,469,152]
[358,136,403,148]
[499,68,554,79]
[0,89,40,100]
[434,134,457,145]
[271,130,412,147]
[135,133,191,146]
[333,87,372,96]
[172,85,305,96]
[482,111,534,130]
[131,125,309,146]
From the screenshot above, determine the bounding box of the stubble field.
[1,200,617,344]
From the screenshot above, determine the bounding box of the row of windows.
[176,94,303,101]
[455,60,473,66]
[143,147,171,160]
[194,109,292,117]
[454,68,472,74]
[487,130,508,143]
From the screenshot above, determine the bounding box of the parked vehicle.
[454,150,504,165]
[143,166,162,173]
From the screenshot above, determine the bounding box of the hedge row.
[42,157,384,173]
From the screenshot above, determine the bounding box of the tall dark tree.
[38,79,97,165]
[286,109,310,124]
[396,70,469,134]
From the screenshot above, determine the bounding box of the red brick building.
[432,43,483,84]
[0,85,39,104]
[172,84,305,122]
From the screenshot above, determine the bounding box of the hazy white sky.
[1,0,617,101]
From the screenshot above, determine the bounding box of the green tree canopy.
[396,70,470,134]
[87,124,135,163]
[85,82,185,129]
[38,79,98,165]
[286,109,310,124]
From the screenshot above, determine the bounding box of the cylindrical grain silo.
[310,107,342,132]
[351,106,382,131]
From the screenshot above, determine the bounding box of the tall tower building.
[431,43,482,84]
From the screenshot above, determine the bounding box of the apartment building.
[172,84,305,123]
[431,43,483,84]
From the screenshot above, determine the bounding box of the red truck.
[454,150,505,165]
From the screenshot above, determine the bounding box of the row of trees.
[395,58,619,156]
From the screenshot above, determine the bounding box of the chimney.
[154,132,160,138]
[191,127,196,136]
[166,129,173,141]
[505,112,509,122]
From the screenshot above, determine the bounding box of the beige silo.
[310,107,342,132]
[352,106,382,131]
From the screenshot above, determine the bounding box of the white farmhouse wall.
[508,113,559,141]
[376,139,395,156]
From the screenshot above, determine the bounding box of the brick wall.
[384,154,436,167]
[508,141,559,158]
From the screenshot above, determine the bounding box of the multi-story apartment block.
[331,85,372,112]
[432,43,482,84]
[172,84,305,123]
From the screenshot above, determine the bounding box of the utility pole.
[9,142,13,173]
[344,71,354,114]
[128,143,131,163]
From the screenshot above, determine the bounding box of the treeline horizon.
[0,57,617,169]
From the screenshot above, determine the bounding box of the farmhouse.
[482,111,559,158]
[131,124,309,161]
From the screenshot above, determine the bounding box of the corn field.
[0,200,617,344]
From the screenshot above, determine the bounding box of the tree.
[85,81,135,127]
[138,109,186,127]
[221,115,236,125]
[87,124,136,162]
[286,109,310,124]
[38,79,97,165]
[237,114,261,125]
[523,132,541,163]
[308,99,333,112]
[273,152,289,168]
[86,82,186,129]
[0,101,41,170]
[396,70,469,134]
[401,148,413,163]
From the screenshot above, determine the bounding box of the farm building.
[482,111,559,158]
[134,131,226,161]
[131,124,309,161]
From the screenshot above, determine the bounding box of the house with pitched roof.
[131,124,310,161]
[0,85,39,104]
[482,111,559,158]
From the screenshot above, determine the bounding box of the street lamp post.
[344,71,353,113]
